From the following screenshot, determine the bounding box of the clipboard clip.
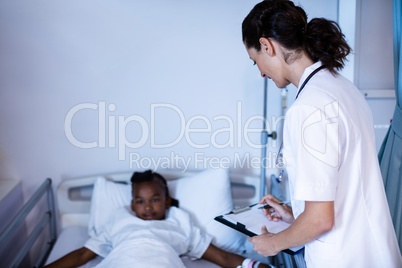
[231,203,258,214]
[236,222,246,229]
[232,206,251,214]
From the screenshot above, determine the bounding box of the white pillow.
[88,177,132,237]
[88,169,246,253]
[168,169,246,253]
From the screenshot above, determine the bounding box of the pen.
[258,201,290,210]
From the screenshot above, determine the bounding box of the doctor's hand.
[260,194,295,224]
[248,226,279,257]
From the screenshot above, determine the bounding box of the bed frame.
[0,179,57,268]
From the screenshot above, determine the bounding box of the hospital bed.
[1,169,274,267]
[1,168,305,267]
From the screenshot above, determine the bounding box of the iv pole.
[260,77,277,199]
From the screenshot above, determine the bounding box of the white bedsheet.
[46,226,102,268]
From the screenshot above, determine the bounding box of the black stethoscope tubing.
[276,65,326,181]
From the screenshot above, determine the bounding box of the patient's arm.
[202,243,271,268]
[43,247,97,268]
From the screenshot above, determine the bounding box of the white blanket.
[94,238,185,268]
[85,207,212,267]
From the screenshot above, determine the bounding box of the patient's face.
[131,180,168,221]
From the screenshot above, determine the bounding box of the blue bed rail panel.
[0,178,57,268]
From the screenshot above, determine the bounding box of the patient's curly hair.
[130,170,179,207]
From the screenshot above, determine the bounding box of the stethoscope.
[276,65,326,182]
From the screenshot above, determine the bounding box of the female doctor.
[242,1,402,267]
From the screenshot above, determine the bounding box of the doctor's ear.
[259,37,275,56]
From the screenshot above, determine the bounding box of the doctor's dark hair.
[130,170,179,207]
[242,0,351,74]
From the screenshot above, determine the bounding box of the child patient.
[45,170,270,268]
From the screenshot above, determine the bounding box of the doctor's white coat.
[282,62,402,268]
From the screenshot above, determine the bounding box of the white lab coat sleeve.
[284,102,340,202]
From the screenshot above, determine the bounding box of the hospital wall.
[0,0,394,225]
[0,0,343,195]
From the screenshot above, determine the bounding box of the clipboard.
[214,203,304,255]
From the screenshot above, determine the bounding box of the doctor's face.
[131,180,169,221]
[246,45,290,89]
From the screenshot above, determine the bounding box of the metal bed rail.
[0,178,57,268]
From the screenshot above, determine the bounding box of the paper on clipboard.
[214,203,304,254]
[224,204,291,234]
